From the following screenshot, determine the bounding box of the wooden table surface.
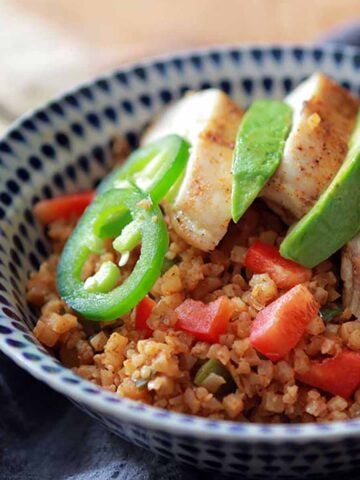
[0,0,359,133]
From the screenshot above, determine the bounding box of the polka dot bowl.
[1,45,360,478]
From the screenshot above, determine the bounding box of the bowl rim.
[2,43,360,442]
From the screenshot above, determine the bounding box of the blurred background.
[0,0,359,134]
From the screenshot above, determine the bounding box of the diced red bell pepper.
[135,296,156,337]
[175,296,234,343]
[34,191,95,225]
[244,241,312,289]
[250,284,319,361]
[297,349,360,398]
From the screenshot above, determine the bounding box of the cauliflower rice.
[26,199,360,423]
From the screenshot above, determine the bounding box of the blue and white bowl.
[1,45,360,478]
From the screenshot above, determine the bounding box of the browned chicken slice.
[261,72,359,224]
[341,238,360,318]
[142,89,244,251]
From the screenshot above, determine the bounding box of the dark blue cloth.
[1,24,360,480]
[0,352,212,480]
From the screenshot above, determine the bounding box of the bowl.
[1,45,360,478]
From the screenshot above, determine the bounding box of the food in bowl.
[26,71,360,423]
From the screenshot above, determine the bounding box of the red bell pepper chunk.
[135,296,156,337]
[244,241,312,289]
[250,284,319,361]
[175,296,234,343]
[34,191,95,225]
[297,349,360,398]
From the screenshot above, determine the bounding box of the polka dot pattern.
[0,45,360,478]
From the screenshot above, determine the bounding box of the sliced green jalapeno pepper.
[57,187,168,321]
[96,134,190,238]
[83,261,120,293]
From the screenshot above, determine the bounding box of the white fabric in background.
[0,0,119,133]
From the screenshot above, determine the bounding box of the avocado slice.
[231,99,292,222]
[280,109,360,268]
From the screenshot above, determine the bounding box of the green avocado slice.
[280,109,360,268]
[231,99,292,222]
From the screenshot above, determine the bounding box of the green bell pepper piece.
[194,359,237,397]
[161,257,177,275]
[96,134,190,238]
[319,304,343,322]
[57,187,168,321]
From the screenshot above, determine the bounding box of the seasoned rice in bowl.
[27,194,359,423]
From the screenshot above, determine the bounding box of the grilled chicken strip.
[142,89,244,251]
[341,238,360,318]
[261,73,359,224]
